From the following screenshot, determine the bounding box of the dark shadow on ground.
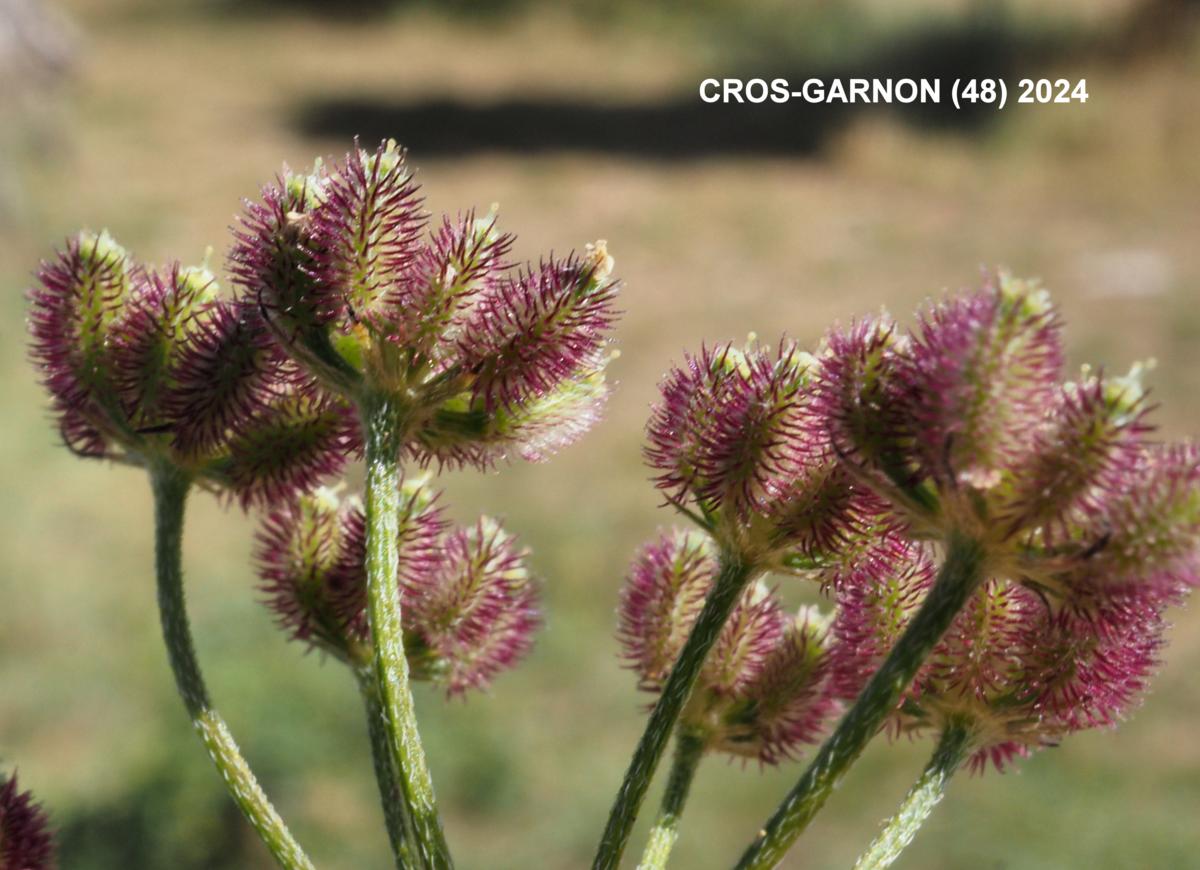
[290,0,1200,160]
[291,18,1065,159]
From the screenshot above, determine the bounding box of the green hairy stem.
[593,554,757,870]
[361,391,453,870]
[636,731,706,870]
[734,533,986,870]
[853,721,972,870]
[151,464,314,870]
[356,666,419,869]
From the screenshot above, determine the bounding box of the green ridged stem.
[734,533,986,870]
[853,721,972,870]
[636,731,706,870]
[361,391,453,870]
[151,464,314,870]
[356,666,419,869]
[593,553,757,870]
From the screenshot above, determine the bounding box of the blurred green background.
[2,0,1199,867]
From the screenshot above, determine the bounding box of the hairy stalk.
[356,665,419,869]
[853,721,972,870]
[151,464,314,870]
[593,553,757,870]
[734,533,986,870]
[361,390,453,870]
[636,731,706,870]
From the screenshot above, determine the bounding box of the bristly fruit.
[0,772,55,870]
[644,339,886,567]
[645,270,1198,776]
[828,555,1169,771]
[617,530,839,764]
[230,140,621,470]
[256,480,540,695]
[810,272,1162,550]
[27,232,351,506]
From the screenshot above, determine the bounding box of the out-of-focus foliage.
[0,0,76,222]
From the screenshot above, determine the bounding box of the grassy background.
[2,1,1199,867]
